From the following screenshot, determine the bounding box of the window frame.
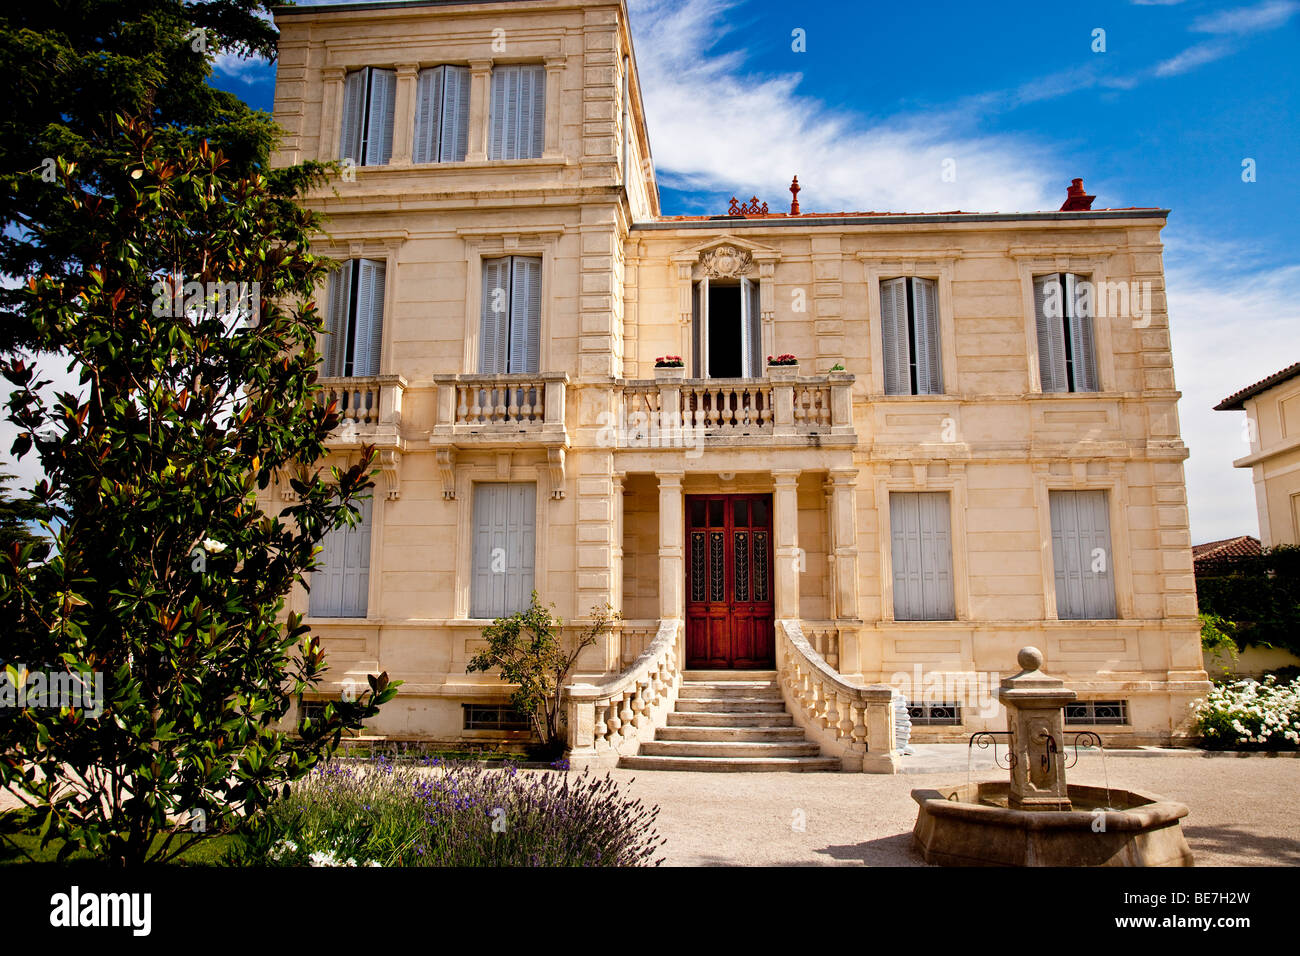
[1017,255,1117,395]
[413,64,471,164]
[691,276,763,379]
[487,63,547,161]
[875,464,971,624]
[339,66,397,167]
[860,257,957,399]
[468,481,539,620]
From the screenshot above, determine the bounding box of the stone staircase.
[618,670,840,772]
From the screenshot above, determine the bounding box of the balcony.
[429,372,568,448]
[616,373,856,449]
[318,375,406,449]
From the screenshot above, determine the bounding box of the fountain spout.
[997,646,1076,812]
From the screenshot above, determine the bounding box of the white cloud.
[1153,40,1235,76]
[1192,0,1300,34]
[1164,245,1300,543]
[628,0,1060,214]
[213,51,273,84]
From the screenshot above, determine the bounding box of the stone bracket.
[437,448,456,500]
[548,447,566,499]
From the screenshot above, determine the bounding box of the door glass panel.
[753,498,769,527]
[690,498,706,527]
[708,499,724,527]
[733,499,749,527]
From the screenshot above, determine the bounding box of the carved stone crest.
[699,244,753,279]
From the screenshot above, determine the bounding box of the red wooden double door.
[685,494,775,669]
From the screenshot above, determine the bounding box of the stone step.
[673,698,789,714]
[639,740,823,758]
[656,726,807,742]
[618,754,841,772]
[677,683,782,700]
[666,711,795,728]
[683,670,779,682]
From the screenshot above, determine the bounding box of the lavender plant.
[235,757,666,867]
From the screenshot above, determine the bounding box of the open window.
[692,277,762,378]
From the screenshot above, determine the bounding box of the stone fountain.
[911,647,1194,867]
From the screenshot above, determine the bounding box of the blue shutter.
[480,258,510,374]
[471,483,537,618]
[891,492,955,621]
[443,66,471,162]
[1035,274,1069,392]
[912,277,943,395]
[880,278,911,395]
[413,66,443,164]
[324,261,352,377]
[311,498,371,617]
[1051,490,1116,620]
[488,67,511,160]
[339,70,366,162]
[365,68,396,165]
[509,256,542,374]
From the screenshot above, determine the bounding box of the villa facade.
[268,0,1209,767]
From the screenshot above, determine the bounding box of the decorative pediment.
[670,235,782,280]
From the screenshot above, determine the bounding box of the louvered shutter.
[479,258,510,374]
[880,278,911,395]
[912,277,943,394]
[351,259,385,377]
[339,69,366,162]
[324,261,352,377]
[508,256,541,374]
[748,278,763,376]
[488,67,512,160]
[364,68,396,165]
[413,67,443,164]
[693,278,708,378]
[891,492,955,621]
[471,483,537,618]
[739,276,755,377]
[1068,273,1099,392]
[311,497,371,617]
[1051,490,1116,620]
[525,64,546,159]
[490,65,545,160]
[442,66,471,162]
[1034,274,1069,392]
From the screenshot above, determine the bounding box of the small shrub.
[231,757,665,866]
[1190,675,1300,750]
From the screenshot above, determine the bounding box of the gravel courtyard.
[606,749,1300,867]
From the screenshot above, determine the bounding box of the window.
[889,492,955,621]
[1049,489,1116,620]
[692,277,762,378]
[298,699,329,725]
[463,703,532,731]
[908,702,962,726]
[880,277,943,395]
[489,64,546,160]
[1034,273,1099,392]
[1065,700,1128,726]
[413,65,470,163]
[480,256,541,374]
[471,483,537,619]
[339,67,396,166]
[309,498,372,618]
[324,259,386,378]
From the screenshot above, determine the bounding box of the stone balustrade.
[318,375,406,444]
[801,622,841,669]
[564,618,683,768]
[618,620,658,667]
[618,373,855,446]
[776,619,898,772]
[430,372,568,444]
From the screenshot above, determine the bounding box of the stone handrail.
[318,375,406,427]
[564,618,683,769]
[432,372,567,428]
[776,619,898,772]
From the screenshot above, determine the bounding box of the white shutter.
[324,261,352,377]
[739,276,755,378]
[1035,274,1069,392]
[489,65,545,160]
[1051,490,1116,620]
[339,69,366,162]
[525,64,546,159]
[442,66,471,162]
[365,68,396,165]
[479,258,510,374]
[471,483,537,618]
[1068,273,1099,392]
[508,256,541,374]
[488,66,512,160]
[693,277,708,378]
[912,277,943,395]
[891,492,955,621]
[413,66,444,164]
[880,277,911,395]
[747,278,763,376]
[311,497,371,618]
[352,259,385,377]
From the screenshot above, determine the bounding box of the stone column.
[773,469,801,620]
[390,63,419,166]
[999,647,1077,811]
[543,56,566,160]
[466,59,493,162]
[829,468,860,621]
[658,472,684,620]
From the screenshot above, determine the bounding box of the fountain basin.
[911,782,1194,867]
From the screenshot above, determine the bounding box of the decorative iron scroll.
[1063,731,1104,770]
[752,531,769,602]
[709,531,725,602]
[690,531,706,602]
[734,531,749,602]
[968,731,1017,771]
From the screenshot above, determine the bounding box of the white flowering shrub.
[1190,676,1300,750]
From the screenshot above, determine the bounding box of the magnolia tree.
[0,119,396,865]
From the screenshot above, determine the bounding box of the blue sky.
[198,1,1300,541]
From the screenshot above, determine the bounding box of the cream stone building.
[268,0,1209,770]
[1216,363,1300,549]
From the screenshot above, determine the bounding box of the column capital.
[657,471,685,489]
[772,469,800,486]
[322,66,347,82]
[469,58,494,74]
[395,62,420,76]
[829,468,859,484]
[544,55,568,70]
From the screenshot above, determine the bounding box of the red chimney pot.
[1060,177,1096,211]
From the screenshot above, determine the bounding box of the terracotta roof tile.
[1192,535,1261,573]
[1214,362,1300,411]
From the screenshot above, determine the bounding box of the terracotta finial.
[789,175,801,216]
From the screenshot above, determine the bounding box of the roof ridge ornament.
[726,195,769,216]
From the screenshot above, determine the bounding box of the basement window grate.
[463,703,533,732]
[1065,700,1129,726]
[908,702,962,726]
